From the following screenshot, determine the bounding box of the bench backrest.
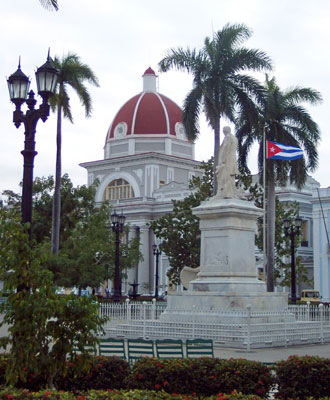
[127,339,155,365]
[99,338,126,359]
[155,339,184,359]
[186,338,214,358]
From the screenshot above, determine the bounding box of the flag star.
[270,146,276,153]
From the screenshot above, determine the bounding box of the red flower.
[234,370,240,375]
[137,373,143,380]
[155,383,161,390]
[97,363,103,368]
[77,396,86,400]
[257,388,263,394]
[210,375,215,379]
[106,389,112,392]
[43,391,52,397]
[5,395,14,399]
[163,380,168,386]
[258,380,263,385]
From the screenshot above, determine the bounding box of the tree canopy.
[236,75,321,291]
[159,23,272,192]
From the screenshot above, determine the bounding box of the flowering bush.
[0,388,264,399]
[275,355,330,399]
[213,358,274,397]
[55,356,130,391]
[127,357,273,397]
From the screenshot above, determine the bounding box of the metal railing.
[99,300,330,349]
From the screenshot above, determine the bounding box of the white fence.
[99,300,330,350]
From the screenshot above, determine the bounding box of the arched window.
[104,179,134,201]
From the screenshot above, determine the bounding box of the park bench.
[99,338,126,359]
[155,338,184,359]
[186,338,214,358]
[127,338,155,365]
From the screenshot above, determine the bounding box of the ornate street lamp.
[284,216,302,304]
[7,52,58,238]
[110,210,126,302]
[152,243,162,299]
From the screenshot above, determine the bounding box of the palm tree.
[159,23,272,192]
[236,75,322,291]
[50,53,99,254]
[39,0,58,11]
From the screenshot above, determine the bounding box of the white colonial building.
[312,187,330,301]
[80,68,202,295]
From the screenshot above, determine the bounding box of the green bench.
[155,339,184,359]
[186,338,214,358]
[99,338,126,359]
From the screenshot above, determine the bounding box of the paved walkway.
[214,342,330,363]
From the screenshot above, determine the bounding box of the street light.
[7,52,58,238]
[284,216,302,304]
[152,243,162,299]
[110,210,126,302]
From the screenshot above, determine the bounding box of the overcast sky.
[1,0,329,198]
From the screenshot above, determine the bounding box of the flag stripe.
[266,140,303,160]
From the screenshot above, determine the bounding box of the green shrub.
[275,355,330,399]
[127,357,274,397]
[215,359,274,398]
[0,388,265,399]
[55,356,130,391]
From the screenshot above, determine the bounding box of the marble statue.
[215,126,240,199]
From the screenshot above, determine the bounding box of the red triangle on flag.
[266,141,282,159]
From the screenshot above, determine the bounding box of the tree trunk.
[266,161,275,292]
[51,106,62,255]
[213,118,221,195]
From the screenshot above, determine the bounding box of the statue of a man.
[215,126,239,199]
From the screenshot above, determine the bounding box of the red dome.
[107,91,183,140]
[143,67,156,75]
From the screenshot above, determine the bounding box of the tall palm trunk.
[51,106,62,255]
[213,118,221,195]
[266,161,275,292]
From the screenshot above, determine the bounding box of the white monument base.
[161,197,292,324]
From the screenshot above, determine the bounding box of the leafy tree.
[2,175,142,293]
[159,23,271,192]
[52,204,142,294]
[236,75,321,291]
[50,53,99,255]
[0,209,105,389]
[2,174,99,248]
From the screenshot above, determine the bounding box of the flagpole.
[263,126,267,280]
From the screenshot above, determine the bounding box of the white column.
[138,225,150,294]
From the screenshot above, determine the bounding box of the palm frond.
[39,0,58,11]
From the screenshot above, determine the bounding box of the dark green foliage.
[55,356,130,391]
[127,357,274,397]
[1,175,142,293]
[2,175,99,248]
[0,212,105,389]
[275,355,330,399]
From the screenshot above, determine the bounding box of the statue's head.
[223,126,231,135]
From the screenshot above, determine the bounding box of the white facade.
[312,187,330,301]
[81,68,202,295]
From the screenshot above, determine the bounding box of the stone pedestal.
[161,197,289,322]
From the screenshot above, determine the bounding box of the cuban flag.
[266,140,304,160]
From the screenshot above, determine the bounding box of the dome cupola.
[104,68,194,160]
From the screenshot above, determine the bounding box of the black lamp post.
[110,210,126,302]
[284,216,302,304]
[152,244,161,299]
[7,53,58,238]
